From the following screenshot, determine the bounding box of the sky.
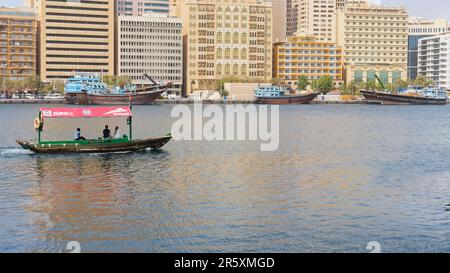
[1,0,450,21]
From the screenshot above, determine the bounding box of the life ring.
[34,117,42,129]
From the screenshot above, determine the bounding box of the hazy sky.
[1,0,450,20]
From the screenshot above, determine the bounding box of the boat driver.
[103,125,111,139]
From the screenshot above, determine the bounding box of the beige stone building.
[0,7,37,80]
[336,0,369,10]
[172,0,273,95]
[273,36,344,86]
[272,0,286,43]
[336,1,408,85]
[286,0,337,42]
[116,14,183,95]
[35,0,115,81]
[336,0,346,10]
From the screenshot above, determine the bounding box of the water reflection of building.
[30,154,136,245]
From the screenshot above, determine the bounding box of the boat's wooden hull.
[360,90,447,105]
[16,136,171,154]
[65,89,165,105]
[255,93,318,105]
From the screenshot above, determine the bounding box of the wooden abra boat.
[16,106,171,154]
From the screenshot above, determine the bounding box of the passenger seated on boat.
[73,128,86,141]
[114,126,121,139]
[103,125,111,139]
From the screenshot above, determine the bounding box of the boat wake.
[0,147,34,156]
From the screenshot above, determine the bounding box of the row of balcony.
[278,57,341,63]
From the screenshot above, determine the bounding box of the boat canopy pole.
[128,116,132,140]
[128,96,133,140]
[38,111,42,144]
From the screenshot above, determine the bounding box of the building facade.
[116,14,183,95]
[24,0,35,8]
[418,33,450,90]
[336,0,369,10]
[287,0,337,42]
[36,0,115,81]
[116,0,170,16]
[173,0,273,95]
[336,0,346,10]
[273,36,344,86]
[408,18,449,80]
[0,7,37,80]
[336,1,408,85]
[286,0,298,38]
[272,0,287,43]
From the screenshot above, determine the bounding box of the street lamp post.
[2,77,5,95]
[2,77,5,99]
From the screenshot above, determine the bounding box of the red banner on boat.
[40,107,132,119]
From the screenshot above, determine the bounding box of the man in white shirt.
[73,128,86,141]
[114,126,121,139]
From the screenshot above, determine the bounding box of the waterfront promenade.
[0,99,66,104]
[0,97,366,105]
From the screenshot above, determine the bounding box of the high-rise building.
[273,36,344,86]
[36,0,115,81]
[173,0,273,95]
[418,33,450,90]
[408,18,449,80]
[286,0,337,42]
[336,1,408,85]
[272,0,286,42]
[116,14,183,95]
[0,7,37,80]
[286,0,298,38]
[116,0,170,16]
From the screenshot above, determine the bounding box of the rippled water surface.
[0,104,449,252]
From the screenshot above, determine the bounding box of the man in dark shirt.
[103,125,111,139]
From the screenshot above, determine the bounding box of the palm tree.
[297,75,309,91]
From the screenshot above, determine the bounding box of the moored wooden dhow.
[254,85,318,104]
